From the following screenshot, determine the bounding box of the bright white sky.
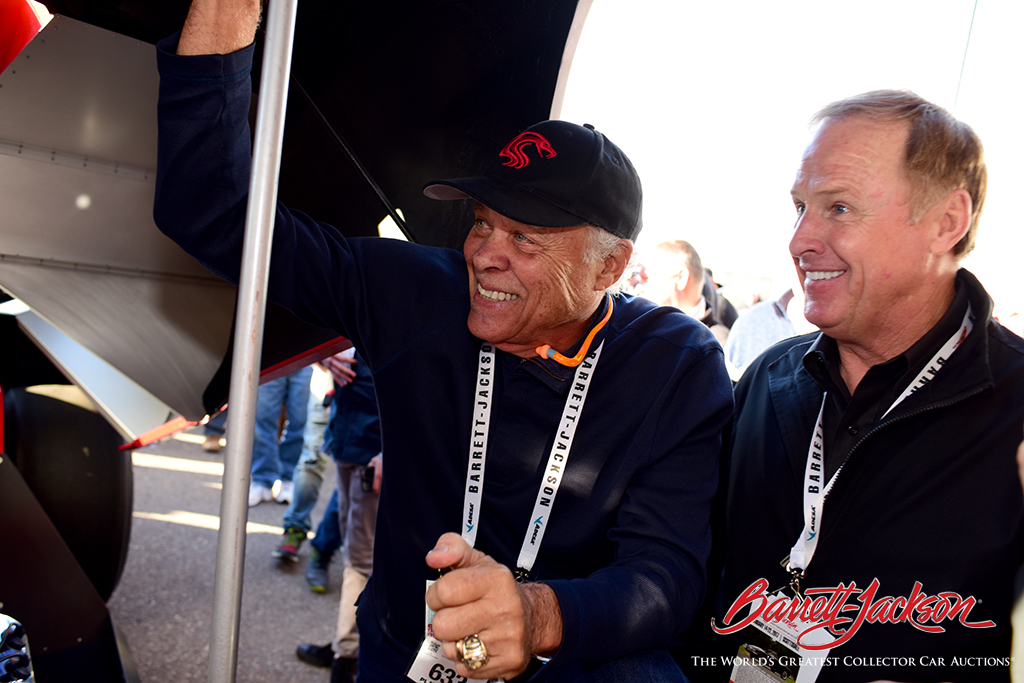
[561,0,1024,322]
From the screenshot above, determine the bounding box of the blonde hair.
[813,90,986,257]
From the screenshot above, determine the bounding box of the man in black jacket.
[687,91,1024,683]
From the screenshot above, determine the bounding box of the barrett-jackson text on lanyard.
[461,340,604,581]
[786,304,974,595]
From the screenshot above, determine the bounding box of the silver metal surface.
[207,0,300,681]
[15,310,179,442]
[0,16,237,423]
[0,613,33,683]
[0,142,211,277]
[0,16,157,167]
[0,260,234,421]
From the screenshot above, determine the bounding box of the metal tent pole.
[207,0,299,681]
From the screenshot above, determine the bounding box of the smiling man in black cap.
[154,2,732,681]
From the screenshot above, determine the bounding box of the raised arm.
[177,0,261,55]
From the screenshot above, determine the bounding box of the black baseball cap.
[423,120,643,241]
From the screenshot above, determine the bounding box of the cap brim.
[423,177,589,229]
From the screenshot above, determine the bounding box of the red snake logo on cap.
[500,132,557,169]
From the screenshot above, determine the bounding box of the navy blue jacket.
[323,351,381,467]
[153,35,733,678]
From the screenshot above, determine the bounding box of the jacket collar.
[508,294,613,394]
[764,268,995,479]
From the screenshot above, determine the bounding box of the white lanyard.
[461,343,496,549]
[789,304,974,578]
[460,341,604,578]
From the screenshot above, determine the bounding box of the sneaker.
[295,642,333,668]
[305,546,330,592]
[273,480,293,504]
[202,435,223,452]
[248,483,273,507]
[273,526,307,562]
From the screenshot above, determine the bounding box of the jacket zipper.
[793,381,991,592]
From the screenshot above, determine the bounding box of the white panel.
[0,263,236,421]
[17,310,180,441]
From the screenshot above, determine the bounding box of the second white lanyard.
[461,340,604,577]
[789,304,974,575]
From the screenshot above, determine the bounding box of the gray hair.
[583,226,634,295]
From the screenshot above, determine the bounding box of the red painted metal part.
[117,335,352,450]
[0,0,43,73]
[118,415,196,451]
[258,335,352,383]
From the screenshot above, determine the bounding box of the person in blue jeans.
[275,367,342,566]
[248,365,313,507]
[275,351,357,562]
[276,377,333,555]
[301,487,342,582]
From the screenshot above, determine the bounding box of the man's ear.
[675,266,691,292]
[595,240,633,291]
[929,189,972,256]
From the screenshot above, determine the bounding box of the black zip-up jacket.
[710,269,1024,683]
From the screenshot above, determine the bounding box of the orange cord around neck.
[535,296,613,368]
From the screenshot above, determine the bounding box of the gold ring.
[455,633,489,671]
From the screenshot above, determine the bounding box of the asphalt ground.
[106,427,338,683]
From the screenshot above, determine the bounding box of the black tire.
[3,385,132,601]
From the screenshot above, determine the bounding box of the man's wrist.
[178,0,262,56]
[522,582,562,656]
